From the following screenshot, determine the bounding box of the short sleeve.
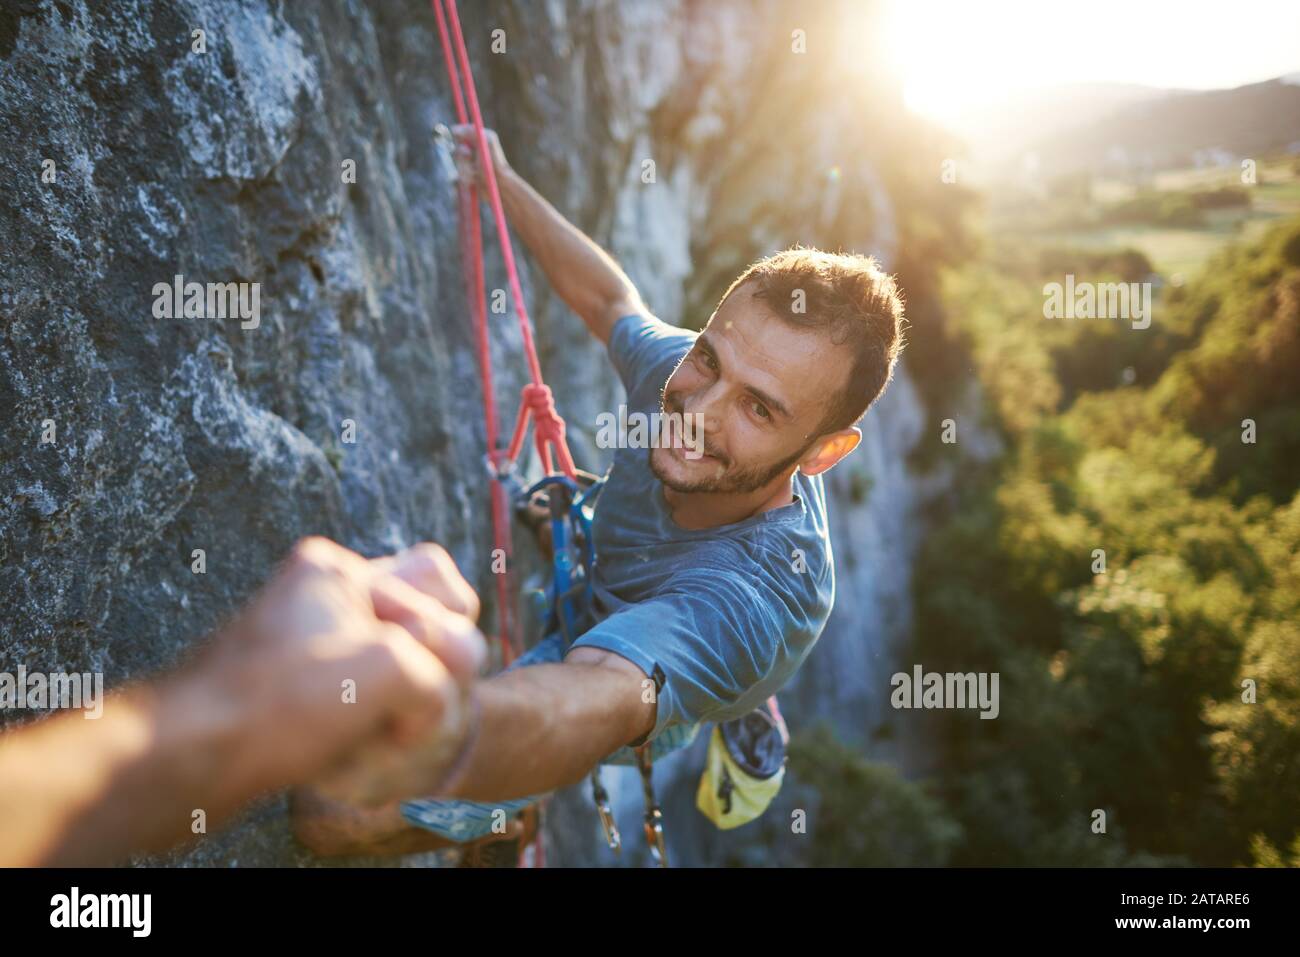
[606,311,697,398]
[567,568,786,744]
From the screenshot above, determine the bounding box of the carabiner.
[590,769,622,853]
[635,744,669,868]
[643,806,668,867]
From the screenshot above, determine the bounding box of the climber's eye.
[693,345,718,373]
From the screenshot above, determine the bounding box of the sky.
[878,0,1300,126]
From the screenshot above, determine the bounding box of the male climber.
[290,124,905,859]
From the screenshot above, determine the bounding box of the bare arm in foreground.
[0,538,484,866]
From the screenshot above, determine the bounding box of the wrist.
[171,640,285,800]
[496,165,521,207]
[146,661,266,814]
[427,683,482,798]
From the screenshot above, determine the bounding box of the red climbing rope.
[432,0,577,480]
[433,0,567,870]
[432,0,580,669]
[432,0,518,667]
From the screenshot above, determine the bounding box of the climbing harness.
[513,471,604,646]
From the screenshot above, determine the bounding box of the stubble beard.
[651,386,809,495]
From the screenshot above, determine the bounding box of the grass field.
[997,156,1300,276]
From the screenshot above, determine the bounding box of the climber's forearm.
[442,658,652,801]
[499,167,646,344]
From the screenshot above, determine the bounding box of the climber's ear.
[798,427,861,477]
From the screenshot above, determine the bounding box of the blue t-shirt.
[569,312,835,746]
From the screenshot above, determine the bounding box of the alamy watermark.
[891,665,1000,719]
[152,273,261,329]
[1043,274,1151,330]
[595,404,705,458]
[0,667,104,719]
[50,887,151,937]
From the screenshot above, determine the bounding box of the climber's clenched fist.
[450,123,511,188]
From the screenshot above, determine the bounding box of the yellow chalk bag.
[695,700,787,830]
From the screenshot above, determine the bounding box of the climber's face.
[651,282,860,496]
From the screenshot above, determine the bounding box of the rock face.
[1,0,931,866]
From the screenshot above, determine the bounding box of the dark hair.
[719,247,906,435]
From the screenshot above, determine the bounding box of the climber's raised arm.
[451,124,648,344]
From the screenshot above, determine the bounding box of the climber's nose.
[684,382,724,436]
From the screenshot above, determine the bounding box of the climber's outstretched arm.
[446,646,656,801]
[451,125,649,344]
[310,645,655,811]
[291,647,654,857]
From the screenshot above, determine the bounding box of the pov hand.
[311,543,495,806]
[450,123,511,188]
[208,537,486,803]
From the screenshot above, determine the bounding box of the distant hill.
[956,81,1177,165]
[1024,77,1300,177]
